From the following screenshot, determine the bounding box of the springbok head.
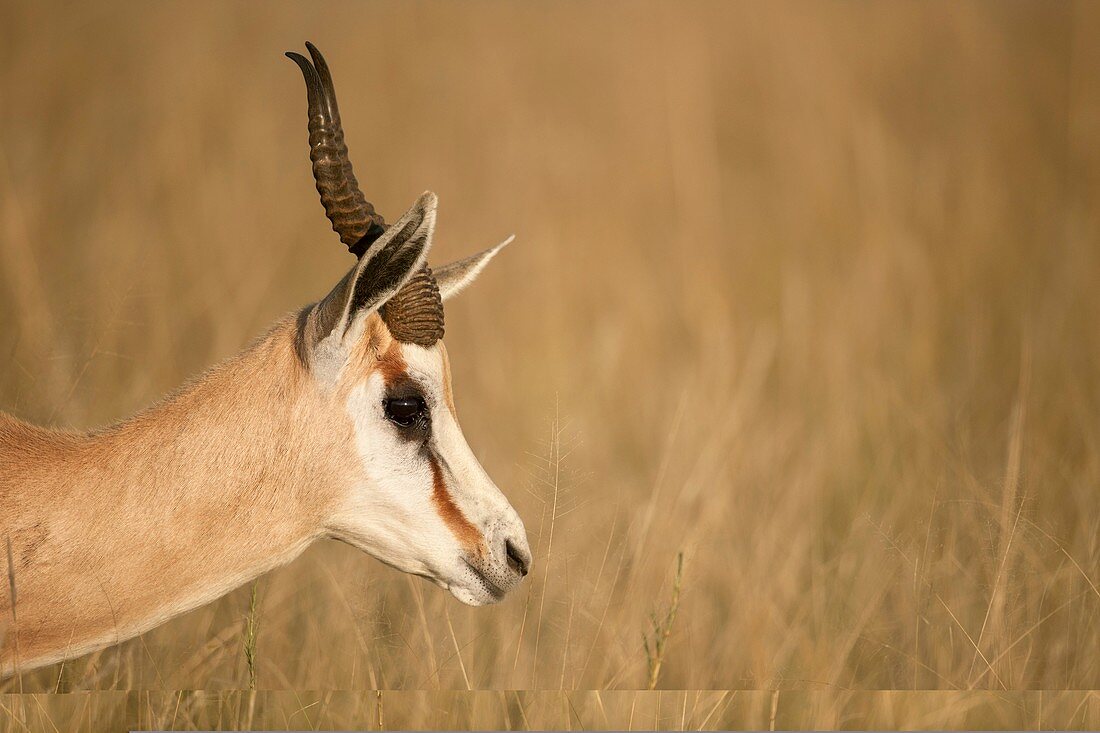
[286,43,530,605]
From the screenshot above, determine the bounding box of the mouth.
[458,559,508,604]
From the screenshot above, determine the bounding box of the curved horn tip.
[284,51,312,71]
[286,52,324,103]
[305,42,333,78]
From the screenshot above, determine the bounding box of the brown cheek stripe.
[428,454,483,554]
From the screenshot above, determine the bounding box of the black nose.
[505,538,530,577]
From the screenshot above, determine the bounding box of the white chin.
[449,583,504,607]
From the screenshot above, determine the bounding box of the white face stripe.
[330,338,530,606]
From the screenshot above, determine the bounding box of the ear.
[299,192,437,357]
[434,235,514,301]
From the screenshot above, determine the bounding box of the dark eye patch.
[383,395,428,429]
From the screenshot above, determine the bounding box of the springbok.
[0,43,531,677]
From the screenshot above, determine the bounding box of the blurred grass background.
[1,0,1099,729]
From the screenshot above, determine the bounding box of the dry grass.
[1,0,1099,729]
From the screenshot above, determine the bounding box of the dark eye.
[383,396,427,428]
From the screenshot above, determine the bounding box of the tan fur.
[0,313,409,675]
[358,315,409,389]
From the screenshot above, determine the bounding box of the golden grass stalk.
[242,580,260,691]
[643,551,684,691]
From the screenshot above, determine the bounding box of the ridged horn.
[286,42,386,257]
[286,44,445,346]
[380,265,446,346]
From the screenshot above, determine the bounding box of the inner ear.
[434,235,514,301]
[347,210,431,320]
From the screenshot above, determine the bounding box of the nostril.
[505,538,530,577]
